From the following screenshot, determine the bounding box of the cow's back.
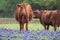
[50,10,60,26]
[40,10,52,25]
[25,4,34,21]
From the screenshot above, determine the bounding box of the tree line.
[0,0,60,18]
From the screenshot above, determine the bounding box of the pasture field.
[0,18,55,30]
[0,18,60,40]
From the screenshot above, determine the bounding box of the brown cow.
[34,10,60,31]
[34,10,41,18]
[14,3,34,31]
[41,10,60,31]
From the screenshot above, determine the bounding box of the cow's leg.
[21,23,24,31]
[44,26,46,30]
[54,25,57,31]
[26,19,29,31]
[53,22,57,31]
[47,25,49,30]
[57,25,59,30]
[19,23,24,31]
[43,25,46,30]
[58,25,59,27]
[21,16,25,31]
[19,23,22,31]
[41,17,46,30]
[26,22,28,31]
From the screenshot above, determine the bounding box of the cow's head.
[34,10,43,18]
[16,3,26,14]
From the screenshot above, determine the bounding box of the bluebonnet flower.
[8,36,11,40]
[0,28,60,40]
[35,37,41,40]
[41,38,46,40]
[11,36,18,38]
[8,39,10,40]
[55,34,60,38]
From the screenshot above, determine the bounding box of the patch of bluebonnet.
[0,28,60,40]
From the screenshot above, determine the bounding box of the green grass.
[0,24,60,40]
[0,23,57,31]
[0,18,60,30]
[0,23,43,30]
[0,18,60,40]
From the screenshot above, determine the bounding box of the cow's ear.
[17,4,21,7]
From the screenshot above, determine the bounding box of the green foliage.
[0,0,60,18]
